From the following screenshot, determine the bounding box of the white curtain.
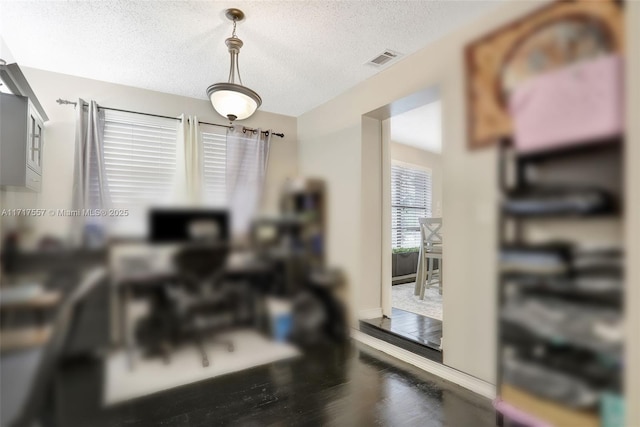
[226,125,272,238]
[70,99,110,244]
[174,114,202,204]
[186,116,202,203]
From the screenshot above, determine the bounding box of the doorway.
[382,89,443,352]
[359,85,443,358]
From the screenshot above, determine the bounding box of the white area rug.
[104,329,300,405]
[392,282,443,320]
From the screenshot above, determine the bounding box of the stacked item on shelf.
[502,186,617,217]
[500,244,571,276]
[501,245,623,306]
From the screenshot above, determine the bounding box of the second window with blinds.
[391,162,433,250]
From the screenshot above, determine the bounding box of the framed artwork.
[465,0,624,150]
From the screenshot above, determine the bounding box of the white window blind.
[391,163,432,249]
[102,110,178,208]
[201,128,227,206]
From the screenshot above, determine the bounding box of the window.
[101,110,178,208]
[201,128,227,206]
[391,163,432,249]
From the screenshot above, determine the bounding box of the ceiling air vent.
[367,50,402,67]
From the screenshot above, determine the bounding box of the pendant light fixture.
[206,8,262,122]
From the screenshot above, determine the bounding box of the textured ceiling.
[391,101,442,153]
[0,1,503,117]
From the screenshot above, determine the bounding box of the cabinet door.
[34,117,43,169]
[26,105,43,174]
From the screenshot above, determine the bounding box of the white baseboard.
[359,307,383,319]
[352,329,496,400]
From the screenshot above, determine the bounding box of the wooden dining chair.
[415,218,443,299]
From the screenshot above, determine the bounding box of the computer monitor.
[148,209,229,244]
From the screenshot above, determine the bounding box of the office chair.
[135,244,237,367]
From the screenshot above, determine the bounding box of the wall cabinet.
[0,93,44,191]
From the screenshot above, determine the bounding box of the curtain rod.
[55,98,285,138]
[195,119,284,138]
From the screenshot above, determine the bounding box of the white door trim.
[381,118,392,317]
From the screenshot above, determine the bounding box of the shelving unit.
[279,178,326,268]
[496,137,625,427]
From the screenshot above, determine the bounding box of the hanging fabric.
[174,114,202,204]
[70,99,110,245]
[225,125,272,238]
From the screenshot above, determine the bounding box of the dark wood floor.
[363,308,443,349]
[47,341,494,427]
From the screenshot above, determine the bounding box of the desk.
[0,288,61,353]
[0,292,61,311]
[0,327,51,353]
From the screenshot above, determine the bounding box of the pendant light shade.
[207,9,262,122]
[207,83,261,122]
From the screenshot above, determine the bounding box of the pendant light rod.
[206,8,262,122]
[226,12,242,85]
[225,35,244,86]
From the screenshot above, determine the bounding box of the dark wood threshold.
[359,320,443,364]
[392,274,416,285]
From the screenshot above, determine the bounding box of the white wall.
[297,123,364,321]
[390,142,443,217]
[360,117,383,320]
[297,1,554,384]
[0,68,298,246]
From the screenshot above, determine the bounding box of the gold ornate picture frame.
[465,0,624,150]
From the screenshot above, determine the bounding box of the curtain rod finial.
[56,98,78,107]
